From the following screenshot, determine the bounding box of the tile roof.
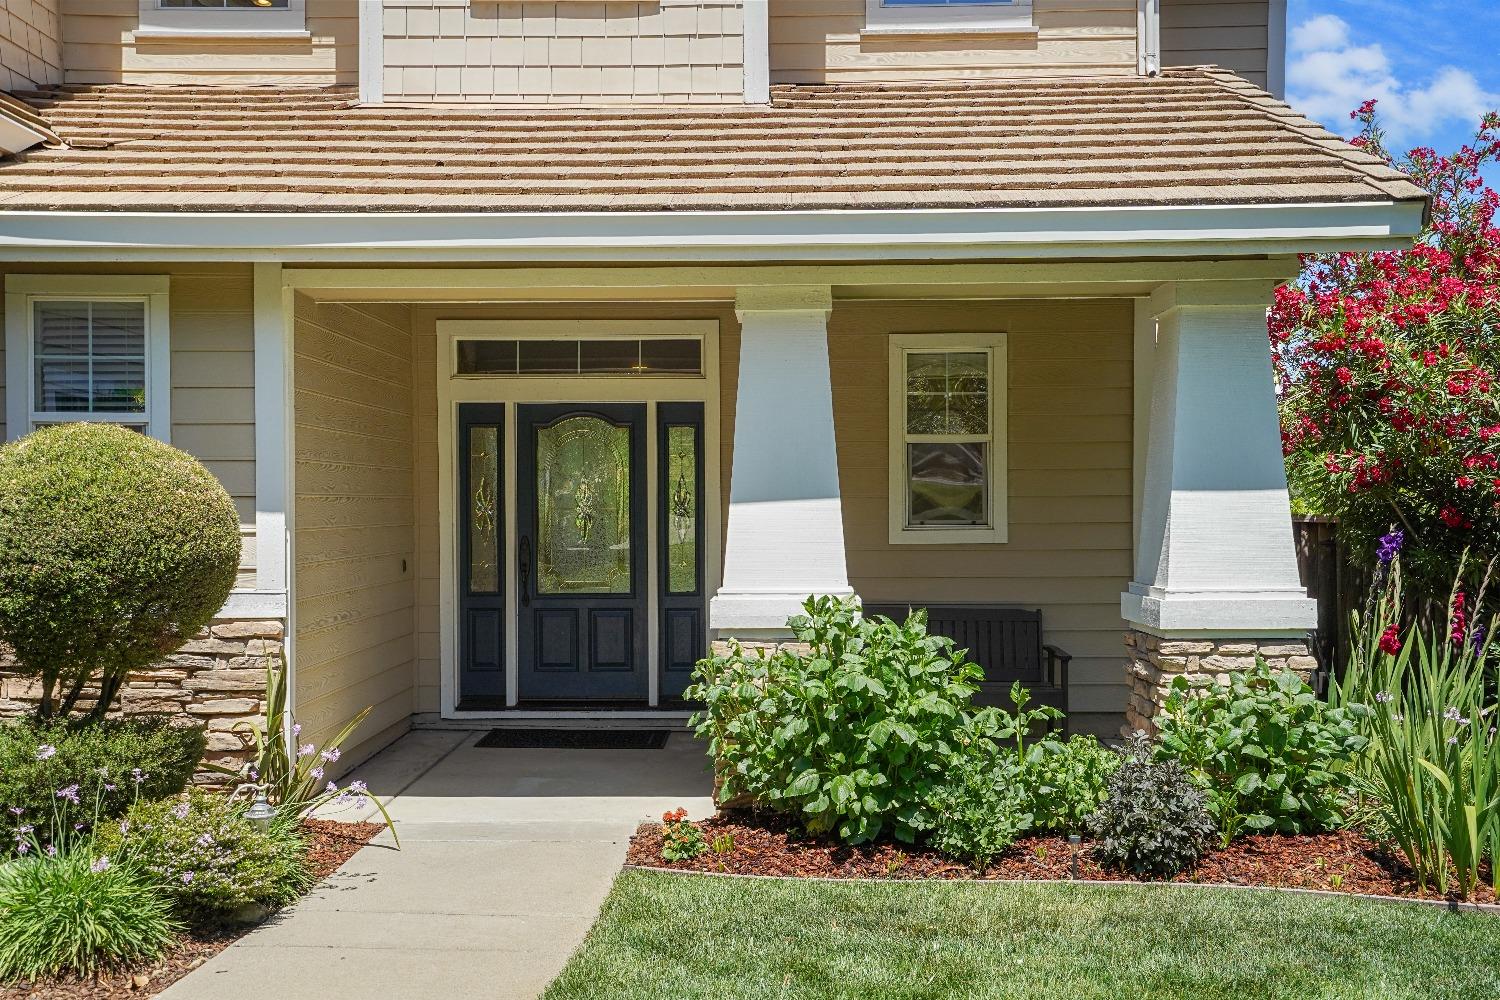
[0,67,1428,214]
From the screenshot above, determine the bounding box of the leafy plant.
[927,739,1031,870]
[1332,549,1500,899]
[0,850,177,981]
[221,662,398,843]
[1088,733,1217,879]
[1024,734,1120,835]
[0,424,241,721]
[1,717,204,851]
[687,596,993,844]
[97,790,312,928]
[710,832,735,856]
[660,808,707,862]
[1158,660,1368,843]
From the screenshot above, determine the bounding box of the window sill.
[888,526,1008,546]
[861,23,1038,40]
[131,28,312,42]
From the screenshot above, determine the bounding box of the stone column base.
[710,638,812,658]
[1123,630,1317,737]
[0,616,281,783]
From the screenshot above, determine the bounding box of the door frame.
[436,319,721,718]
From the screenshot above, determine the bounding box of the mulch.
[628,811,1500,905]
[0,819,387,1000]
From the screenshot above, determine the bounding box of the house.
[0,0,1425,770]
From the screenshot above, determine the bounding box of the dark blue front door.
[515,403,649,702]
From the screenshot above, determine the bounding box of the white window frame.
[4,275,171,443]
[887,332,1007,545]
[136,0,308,39]
[865,0,1035,33]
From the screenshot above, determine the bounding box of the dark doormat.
[474,728,670,750]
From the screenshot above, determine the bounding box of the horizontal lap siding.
[58,0,355,86]
[294,298,416,766]
[1160,0,1269,88]
[830,300,1134,735]
[0,263,257,587]
[770,0,1140,83]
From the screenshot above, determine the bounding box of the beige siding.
[0,263,258,586]
[1,0,63,90]
[828,300,1133,735]
[59,0,356,86]
[294,297,416,765]
[770,0,1140,84]
[1160,0,1269,88]
[384,0,744,104]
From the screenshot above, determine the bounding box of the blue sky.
[1286,0,1500,175]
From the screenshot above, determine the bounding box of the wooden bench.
[861,604,1071,725]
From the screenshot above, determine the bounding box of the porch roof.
[0,68,1427,216]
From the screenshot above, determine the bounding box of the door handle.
[518,535,531,608]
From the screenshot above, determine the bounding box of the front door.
[515,403,649,701]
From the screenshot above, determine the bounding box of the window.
[865,0,1034,33]
[136,0,306,37]
[888,333,1006,544]
[4,276,170,441]
[455,338,703,377]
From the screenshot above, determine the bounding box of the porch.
[277,261,1315,760]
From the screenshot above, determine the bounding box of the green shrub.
[1088,733,1217,879]
[688,596,992,844]
[1,717,205,850]
[98,790,312,928]
[1024,735,1120,835]
[0,850,177,981]
[1332,552,1500,899]
[0,424,241,721]
[1158,659,1368,843]
[928,740,1031,870]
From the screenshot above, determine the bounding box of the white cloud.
[1286,14,1497,144]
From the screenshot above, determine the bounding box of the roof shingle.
[0,68,1429,214]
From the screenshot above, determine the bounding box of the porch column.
[711,286,853,636]
[1122,282,1318,733]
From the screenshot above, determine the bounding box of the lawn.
[544,870,1500,1000]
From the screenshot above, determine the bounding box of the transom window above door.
[455,338,703,378]
[888,333,1007,544]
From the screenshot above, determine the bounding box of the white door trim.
[435,319,721,719]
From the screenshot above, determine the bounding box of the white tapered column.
[711,286,853,633]
[1123,282,1316,633]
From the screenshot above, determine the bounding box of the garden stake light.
[1067,835,1081,879]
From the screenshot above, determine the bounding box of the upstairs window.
[137,0,306,37]
[865,0,1035,33]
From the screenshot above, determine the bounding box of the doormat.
[474,728,670,750]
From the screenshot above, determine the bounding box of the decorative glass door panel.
[658,402,706,700]
[516,403,648,702]
[457,405,505,702]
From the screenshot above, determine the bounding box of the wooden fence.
[1292,517,1371,693]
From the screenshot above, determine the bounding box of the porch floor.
[160,728,715,1000]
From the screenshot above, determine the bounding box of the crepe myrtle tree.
[1272,101,1500,601]
[0,424,241,721]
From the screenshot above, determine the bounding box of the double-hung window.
[888,333,1007,544]
[137,0,307,37]
[865,0,1035,33]
[4,276,170,441]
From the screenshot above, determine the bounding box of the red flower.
[1335,366,1354,385]
[1379,624,1403,656]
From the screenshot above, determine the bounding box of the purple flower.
[1377,530,1405,564]
[325,781,337,794]
[1472,624,1488,654]
[44,844,56,857]
[181,872,195,885]
[297,743,315,758]
[1375,691,1393,704]
[15,841,28,856]
[131,768,146,785]
[320,748,341,763]
[310,767,324,781]
[7,807,22,817]
[34,745,56,762]
[118,820,130,835]
[196,832,214,848]
[56,785,81,805]
[292,723,302,737]
[348,780,368,797]
[171,801,191,820]
[90,856,111,874]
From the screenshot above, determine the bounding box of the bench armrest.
[1041,644,1071,719]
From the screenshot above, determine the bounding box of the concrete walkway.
[161,728,716,1000]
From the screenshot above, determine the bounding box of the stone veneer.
[0,617,282,783]
[1123,630,1318,736]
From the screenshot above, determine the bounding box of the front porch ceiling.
[282,258,1301,304]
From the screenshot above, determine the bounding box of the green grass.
[544,871,1500,1000]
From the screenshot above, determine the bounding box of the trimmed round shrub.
[0,717,206,847]
[0,424,241,720]
[0,850,177,981]
[99,790,312,928]
[1087,733,1217,879]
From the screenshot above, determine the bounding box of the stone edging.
[621,864,1500,916]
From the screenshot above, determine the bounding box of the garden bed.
[627,812,1498,905]
[0,819,385,1000]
